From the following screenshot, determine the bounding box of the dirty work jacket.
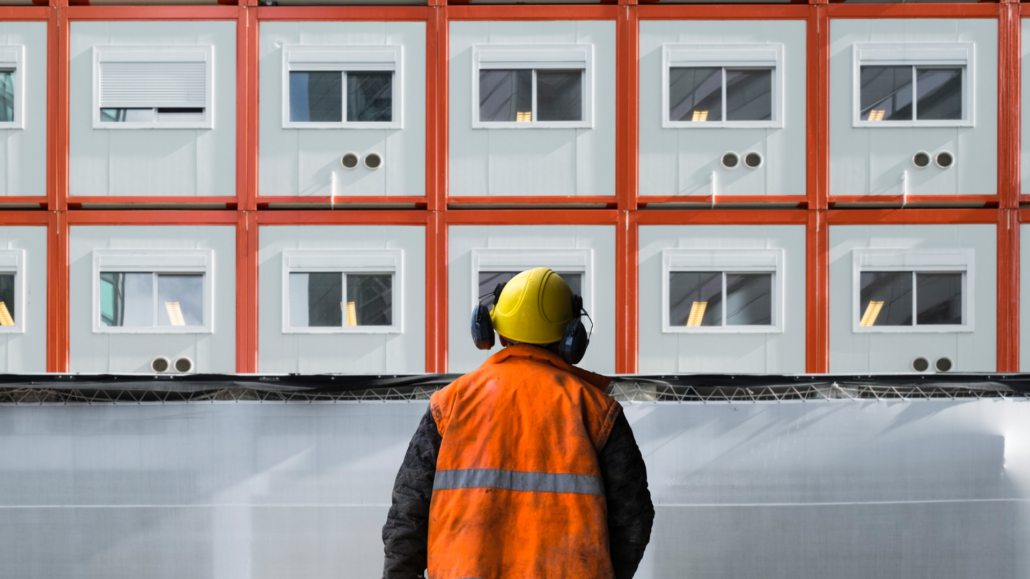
[382,345,655,579]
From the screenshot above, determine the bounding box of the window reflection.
[0,71,14,123]
[669,272,722,327]
[916,273,962,325]
[860,66,913,121]
[725,69,772,122]
[669,67,722,122]
[289,272,343,328]
[537,70,582,122]
[157,275,204,327]
[479,70,532,122]
[725,273,772,325]
[859,272,913,326]
[99,272,154,327]
[289,71,343,123]
[347,72,392,123]
[915,68,962,121]
[346,274,392,326]
[0,273,14,326]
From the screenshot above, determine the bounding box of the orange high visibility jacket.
[427,344,622,579]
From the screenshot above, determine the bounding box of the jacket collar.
[483,344,611,392]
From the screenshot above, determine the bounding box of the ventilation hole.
[912,151,931,168]
[364,153,383,170]
[936,151,955,169]
[174,357,194,373]
[341,153,359,169]
[912,357,930,373]
[721,152,739,169]
[935,357,953,372]
[743,152,763,169]
[151,357,170,373]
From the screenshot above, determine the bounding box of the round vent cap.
[743,152,764,169]
[341,152,359,169]
[936,151,955,169]
[721,152,740,169]
[364,152,383,170]
[151,357,170,373]
[913,151,931,168]
[935,357,953,372]
[912,357,930,373]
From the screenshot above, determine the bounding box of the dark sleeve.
[382,407,442,579]
[598,411,655,579]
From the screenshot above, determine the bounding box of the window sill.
[852,120,974,129]
[851,325,973,334]
[473,121,592,130]
[282,121,403,130]
[663,326,783,335]
[93,122,214,130]
[663,120,782,130]
[94,327,214,335]
[282,326,403,335]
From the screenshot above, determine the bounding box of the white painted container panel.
[0,23,45,198]
[68,226,236,373]
[0,226,44,372]
[638,225,806,373]
[829,20,997,198]
[829,224,995,372]
[639,21,806,199]
[259,22,426,199]
[449,21,615,198]
[448,225,615,373]
[69,22,236,198]
[258,225,426,374]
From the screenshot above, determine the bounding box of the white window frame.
[470,248,594,325]
[0,249,26,334]
[661,248,784,334]
[852,42,975,128]
[92,249,215,334]
[662,43,784,130]
[92,45,215,130]
[851,248,974,334]
[281,249,403,335]
[471,44,594,130]
[0,46,25,130]
[282,45,403,130]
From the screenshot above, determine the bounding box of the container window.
[478,271,583,308]
[858,271,963,327]
[478,69,585,125]
[669,271,773,328]
[99,272,205,328]
[859,65,964,123]
[94,46,213,129]
[670,67,773,123]
[288,272,393,328]
[0,273,15,326]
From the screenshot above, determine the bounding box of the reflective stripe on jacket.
[427,344,621,579]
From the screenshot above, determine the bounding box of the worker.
[382,267,655,579]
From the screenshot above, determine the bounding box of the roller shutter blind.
[99,61,207,109]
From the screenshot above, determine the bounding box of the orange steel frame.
[0,0,1018,373]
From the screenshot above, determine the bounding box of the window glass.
[725,273,772,325]
[860,66,913,122]
[725,69,773,121]
[859,271,913,326]
[916,273,962,325]
[346,274,392,326]
[347,72,392,123]
[289,272,343,328]
[157,275,204,327]
[536,70,582,122]
[99,272,154,327]
[669,67,722,122]
[478,271,583,307]
[479,70,533,122]
[0,71,13,123]
[0,273,14,326]
[289,71,342,123]
[915,68,962,121]
[669,272,722,327]
[100,108,155,123]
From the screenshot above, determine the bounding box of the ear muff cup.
[558,318,589,365]
[558,294,590,365]
[471,303,496,351]
[470,282,505,350]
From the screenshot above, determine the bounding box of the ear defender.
[470,282,506,351]
[558,294,591,365]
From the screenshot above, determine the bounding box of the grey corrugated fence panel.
[1,378,1029,578]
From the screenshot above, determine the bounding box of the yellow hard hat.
[490,268,574,345]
